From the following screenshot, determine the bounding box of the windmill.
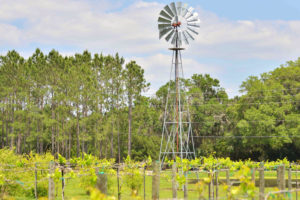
[158,2,200,164]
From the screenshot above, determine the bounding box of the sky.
[1,0,300,97]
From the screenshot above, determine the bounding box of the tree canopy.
[0,49,299,161]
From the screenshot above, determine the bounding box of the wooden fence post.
[215,170,219,200]
[117,166,121,200]
[296,165,298,200]
[34,162,38,200]
[172,162,177,199]
[184,170,188,200]
[144,166,146,200]
[96,167,107,194]
[288,167,292,200]
[277,166,280,188]
[208,171,214,200]
[152,161,160,200]
[251,168,256,200]
[48,161,55,200]
[226,169,230,199]
[61,166,65,200]
[259,162,265,200]
[277,165,285,191]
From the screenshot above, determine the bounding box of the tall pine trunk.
[5,110,8,147]
[76,104,80,157]
[51,90,55,155]
[56,113,60,155]
[17,133,21,154]
[39,97,44,154]
[111,121,114,158]
[51,107,55,154]
[116,91,120,163]
[82,102,87,155]
[99,140,102,159]
[26,115,31,154]
[68,130,71,159]
[10,95,15,150]
[62,118,65,158]
[128,96,132,157]
[1,106,4,148]
[36,118,40,153]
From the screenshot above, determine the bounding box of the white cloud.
[0,0,165,55]
[129,53,221,96]
[190,7,300,60]
[0,23,22,45]
[0,0,300,60]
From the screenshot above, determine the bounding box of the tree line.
[0,49,299,161]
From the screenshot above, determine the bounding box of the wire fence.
[1,161,300,200]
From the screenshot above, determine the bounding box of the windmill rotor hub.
[172,22,181,27]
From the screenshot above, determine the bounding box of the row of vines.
[0,148,299,199]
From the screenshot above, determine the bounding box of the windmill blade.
[158,23,171,30]
[187,27,199,35]
[185,7,194,19]
[165,30,175,42]
[187,23,200,28]
[189,19,201,26]
[182,3,188,10]
[188,6,194,13]
[187,18,201,28]
[195,19,201,24]
[159,27,172,39]
[170,2,177,17]
[158,22,171,26]
[176,2,182,16]
[159,10,172,20]
[181,4,189,17]
[187,18,199,23]
[185,30,195,40]
[187,12,198,21]
[182,31,189,44]
[187,7,194,16]
[158,17,171,24]
[181,8,188,18]
[171,32,177,45]
[185,12,193,20]
[164,5,175,17]
[174,15,179,23]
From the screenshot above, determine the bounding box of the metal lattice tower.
[157,2,200,164]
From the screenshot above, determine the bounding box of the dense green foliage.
[0,49,299,161]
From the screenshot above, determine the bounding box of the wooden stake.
[184,170,188,200]
[117,166,120,200]
[259,163,265,200]
[288,167,292,200]
[172,162,177,199]
[34,163,38,200]
[226,169,230,199]
[96,167,107,194]
[61,166,65,200]
[215,170,219,200]
[48,161,55,200]
[152,161,160,200]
